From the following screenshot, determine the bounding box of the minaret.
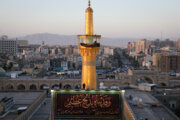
[78,0,101,90]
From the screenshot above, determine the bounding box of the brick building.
[153,52,180,73]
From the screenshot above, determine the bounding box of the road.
[113,48,132,73]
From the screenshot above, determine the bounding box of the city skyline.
[0,0,180,40]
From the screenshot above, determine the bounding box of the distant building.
[104,47,114,55]
[50,58,62,68]
[0,35,17,55]
[73,47,79,55]
[61,61,68,70]
[17,40,28,46]
[65,45,73,55]
[127,42,135,56]
[176,39,180,51]
[152,39,175,48]
[38,46,49,54]
[134,39,151,55]
[127,39,151,56]
[22,68,34,74]
[153,52,180,73]
[51,48,58,55]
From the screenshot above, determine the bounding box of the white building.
[142,55,152,67]
[61,61,68,70]
[104,47,114,55]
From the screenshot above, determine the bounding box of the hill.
[18,33,137,47]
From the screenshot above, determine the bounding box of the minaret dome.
[86,0,93,13]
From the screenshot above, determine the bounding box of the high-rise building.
[153,52,180,73]
[127,39,151,56]
[0,35,17,55]
[134,39,151,54]
[176,39,180,51]
[127,42,135,55]
[77,0,101,89]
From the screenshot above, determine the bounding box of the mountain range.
[18,33,138,47]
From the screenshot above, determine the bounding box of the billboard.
[51,90,123,119]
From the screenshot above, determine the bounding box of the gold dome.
[86,7,93,13]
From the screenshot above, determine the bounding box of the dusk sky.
[0,0,180,39]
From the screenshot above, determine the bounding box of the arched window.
[63,84,72,89]
[6,84,14,90]
[160,83,167,87]
[59,83,62,89]
[52,84,59,89]
[17,84,25,90]
[40,84,49,90]
[30,84,37,90]
[75,84,81,89]
[83,83,86,89]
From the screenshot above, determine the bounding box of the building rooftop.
[125,89,179,120]
[0,91,43,120]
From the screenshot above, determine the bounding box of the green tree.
[2,63,7,71]
[7,62,13,69]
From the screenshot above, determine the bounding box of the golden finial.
[88,0,91,7]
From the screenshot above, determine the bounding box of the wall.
[124,98,136,120]
[15,91,46,120]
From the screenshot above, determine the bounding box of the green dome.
[0,67,6,73]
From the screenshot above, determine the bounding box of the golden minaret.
[78,0,101,90]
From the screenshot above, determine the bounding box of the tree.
[113,50,122,67]
[2,63,7,71]
[7,62,13,70]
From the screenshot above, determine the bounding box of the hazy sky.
[0,0,180,39]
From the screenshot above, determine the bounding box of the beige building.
[73,47,79,55]
[153,52,180,73]
[65,45,73,55]
[17,40,28,46]
[135,39,151,54]
[128,39,151,56]
[22,68,34,74]
[104,47,114,55]
[34,64,44,69]
[176,39,180,51]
